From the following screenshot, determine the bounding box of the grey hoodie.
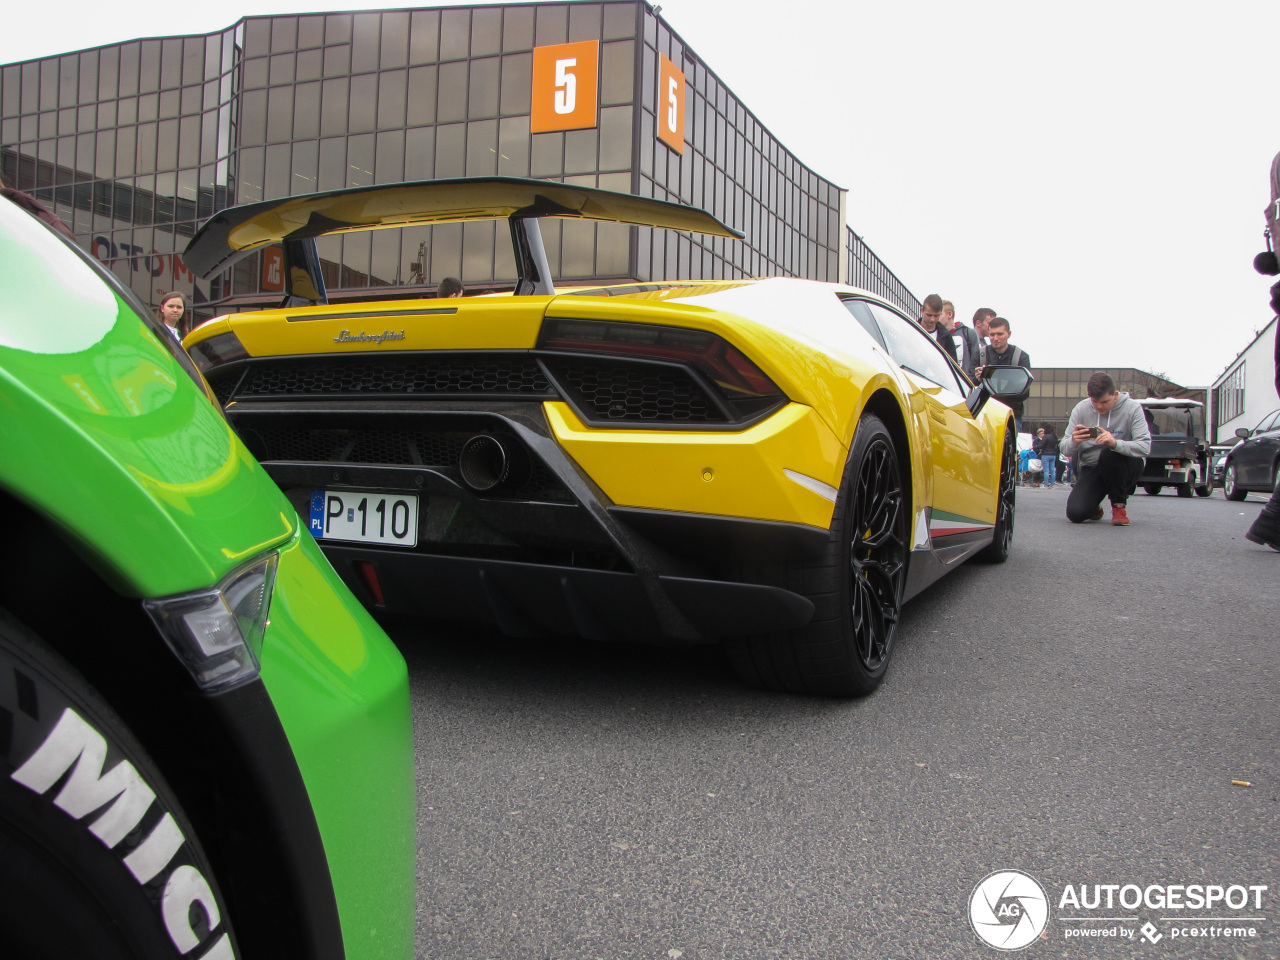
[1059,391,1152,467]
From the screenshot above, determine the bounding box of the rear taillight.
[187,329,248,373]
[537,318,786,423]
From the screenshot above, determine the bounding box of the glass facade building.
[1,2,918,322]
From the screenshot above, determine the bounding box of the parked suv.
[1223,408,1280,500]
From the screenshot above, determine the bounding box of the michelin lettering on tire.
[2,633,236,960]
[969,869,1050,950]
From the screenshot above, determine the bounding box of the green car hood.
[0,199,294,596]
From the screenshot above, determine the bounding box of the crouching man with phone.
[1061,372,1152,526]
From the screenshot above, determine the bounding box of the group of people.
[917,294,1152,528]
[918,296,1031,427]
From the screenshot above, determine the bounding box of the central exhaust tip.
[459,435,511,492]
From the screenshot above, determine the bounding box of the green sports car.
[0,195,414,957]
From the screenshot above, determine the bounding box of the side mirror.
[1236,427,1251,440]
[967,366,1033,417]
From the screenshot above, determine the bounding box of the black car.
[1223,408,1280,500]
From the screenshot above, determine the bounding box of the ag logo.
[969,869,1050,950]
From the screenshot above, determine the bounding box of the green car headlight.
[143,552,278,691]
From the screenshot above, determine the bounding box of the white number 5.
[554,58,577,115]
[666,76,679,132]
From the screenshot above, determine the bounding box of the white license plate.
[309,490,419,546]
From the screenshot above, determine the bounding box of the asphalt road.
[397,485,1279,959]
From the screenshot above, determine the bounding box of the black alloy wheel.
[977,425,1017,563]
[845,431,908,674]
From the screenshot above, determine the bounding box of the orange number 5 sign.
[531,41,599,133]
[658,55,685,154]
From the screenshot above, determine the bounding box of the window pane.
[407,66,437,126]
[503,6,534,51]
[601,40,634,106]
[564,129,597,175]
[346,133,373,187]
[531,131,563,178]
[535,4,568,46]
[561,220,595,277]
[352,13,381,73]
[375,130,404,183]
[378,69,407,129]
[323,45,350,78]
[440,9,471,60]
[240,89,266,145]
[321,77,348,136]
[348,74,376,133]
[237,146,263,202]
[568,3,602,42]
[318,137,345,191]
[405,126,435,181]
[271,17,297,54]
[294,81,320,139]
[103,47,124,99]
[296,49,323,82]
[471,8,502,57]
[437,61,467,123]
[269,53,295,86]
[497,116,530,177]
[468,57,500,118]
[371,229,400,285]
[434,122,465,178]
[267,85,294,142]
[179,115,199,168]
[161,39,183,90]
[291,139,318,195]
[603,3,636,39]
[499,53,532,116]
[298,16,325,49]
[264,143,290,198]
[465,119,498,176]
[410,10,439,64]
[599,105,631,171]
[462,221,494,282]
[429,223,461,284]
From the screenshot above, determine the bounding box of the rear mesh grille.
[545,358,726,424]
[214,354,552,400]
[239,425,574,502]
[245,426,468,467]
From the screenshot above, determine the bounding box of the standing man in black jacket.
[976,317,1031,430]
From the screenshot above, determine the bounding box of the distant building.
[1208,316,1278,444]
[1023,367,1204,437]
[0,1,918,322]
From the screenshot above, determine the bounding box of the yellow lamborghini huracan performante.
[183,178,1030,697]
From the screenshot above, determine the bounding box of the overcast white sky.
[5,0,1278,386]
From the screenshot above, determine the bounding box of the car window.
[838,297,887,349]
[864,302,967,394]
[1258,410,1280,434]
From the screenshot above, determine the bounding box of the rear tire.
[1176,483,1192,498]
[725,414,907,697]
[1143,484,1163,496]
[976,424,1017,563]
[0,609,237,960]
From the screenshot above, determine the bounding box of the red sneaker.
[1091,507,1104,521]
[1111,504,1129,526]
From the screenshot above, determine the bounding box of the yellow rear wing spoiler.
[184,177,744,301]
